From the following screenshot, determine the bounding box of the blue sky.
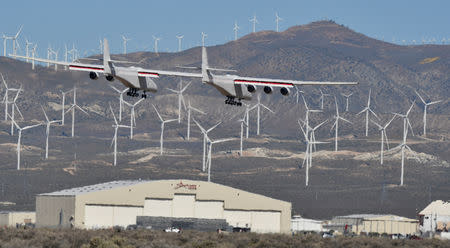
[1,0,449,57]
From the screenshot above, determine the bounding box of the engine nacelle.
[280,87,290,96]
[263,86,273,94]
[105,75,114,82]
[247,84,256,93]
[89,71,99,80]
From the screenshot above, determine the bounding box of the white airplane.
[12,39,357,104]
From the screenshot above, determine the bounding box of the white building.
[36,179,291,233]
[291,215,324,233]
[419,200,450,234]
[0,211,35,227]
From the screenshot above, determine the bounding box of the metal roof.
[419,200,450,215]
[334,214,416,222]
[40,180,149,196]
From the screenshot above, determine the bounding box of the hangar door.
[84,205,143,229]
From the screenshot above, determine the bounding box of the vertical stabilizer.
[201,46,210,83]
[103,38,112,75]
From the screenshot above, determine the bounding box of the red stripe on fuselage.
[69,65,104,71]
[138,72,160,77]
[234,79,292,86]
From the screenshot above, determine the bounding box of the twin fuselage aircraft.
[12,39,357,105]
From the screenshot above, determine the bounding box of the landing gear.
[225,96,242,106]
[141,91,147,99]
[126,88,140,97]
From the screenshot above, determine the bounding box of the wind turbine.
[250,94,274,135]
[243,103,251,138]
[357,89,379,136]
[2,34,12,57]
[166,80,191,123]
[233,21,239,41]
[31,44,37,70]
[319,89,330,110]
[275,12,283,32]
[393,102,415,186]
[330,96,351,151]
[176,35,184,52]
[66,87,88,137]
[186,99,205,140]
[299,119,328,186]
[123,98,144,139]
[110,105,131,166]
[153,105,177,155]
[238,113,248,155]
[293,86,303,104]
[122,35,131,54]
[9,116,42,170]
[201,32,207,47]
[301,94,322,138]
[24,39,32,63]
[1,73,20,121]
[9,88,24,136]
[206,137,234,182]
[249,14,258,33]
[109,85,128,122]
[153,36,160,53]
[415,90,441,137]
[41,106,61,159]
[9,25,23,57]
[371,115,396,165]
[60,88,73,125]
[193,119,221,172]
[341,93,353,112]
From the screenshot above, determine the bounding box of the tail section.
[103,38,112,75]
[201,46,209,83]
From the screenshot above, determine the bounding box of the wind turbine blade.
[111,132,116,148]
[134,98,145,106]
[407,119,414,136]
[385,115,396,128]
[76,105,89,115]
[166,88,178,94]
[0,73,7,88]
[428,100,442,105]
[340,117,352,124]
[406,101,415,116]
[414,90,426,104]
[384,131,390,150]
[23,123,42,130]
[370,119,382,129]
[192,118,206,133]
[8,114,20,129]
[212,138,235,144]
[190,106,206,115]
[14,104,24,120]
[181,95,187,111]
[261,104,274,114]
[207,122,222,133]
[109,105,118,124]
[109,85,121,93]
[301,94,308,109]
[165,119,178,123]
[404,145,418,160]
[330,120,336,131]
[313,120,328,130]
[356,108,368,115]
[181,81,191,92]
[41,105,49,122]
[369,108,379,119]
[152,104,163,122]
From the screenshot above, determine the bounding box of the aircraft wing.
[137,68,202,79]
[234,76,358,87]
[11,54,105,73]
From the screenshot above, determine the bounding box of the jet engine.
[105,75,114,81]
[263,86,273,94]
[89,71,99,80]
[247,84,256,93]
[280,87,290,96]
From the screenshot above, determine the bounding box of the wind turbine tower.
[110,105,131,166]
[9,116,42,170]
[186,99,205,140]
[330,96,351,151]
[415,90,441,137]
[176,35,184,52]
[123,98,144,139]
[153,36,161,54]
[109,85,128,122]
[319,89,330,110]
[122,35,131,54]
[250,14,258,33]
[66,87,88,137]
[153,105,177,155]
[201,32,207,47]
[250,94,274,136]
[166,80,191,123]
[9,88,24,136]
[206,137,234,182]
[371,115,396,165]
[41,106,61,159]
[341,93,353,112]
[357,89,379,136]
[275,12,283,32]
[233,21,239,41]
[393,102,415,186]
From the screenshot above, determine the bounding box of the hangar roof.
[40,180,149,196]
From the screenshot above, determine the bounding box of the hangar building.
[36,179,291,233]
